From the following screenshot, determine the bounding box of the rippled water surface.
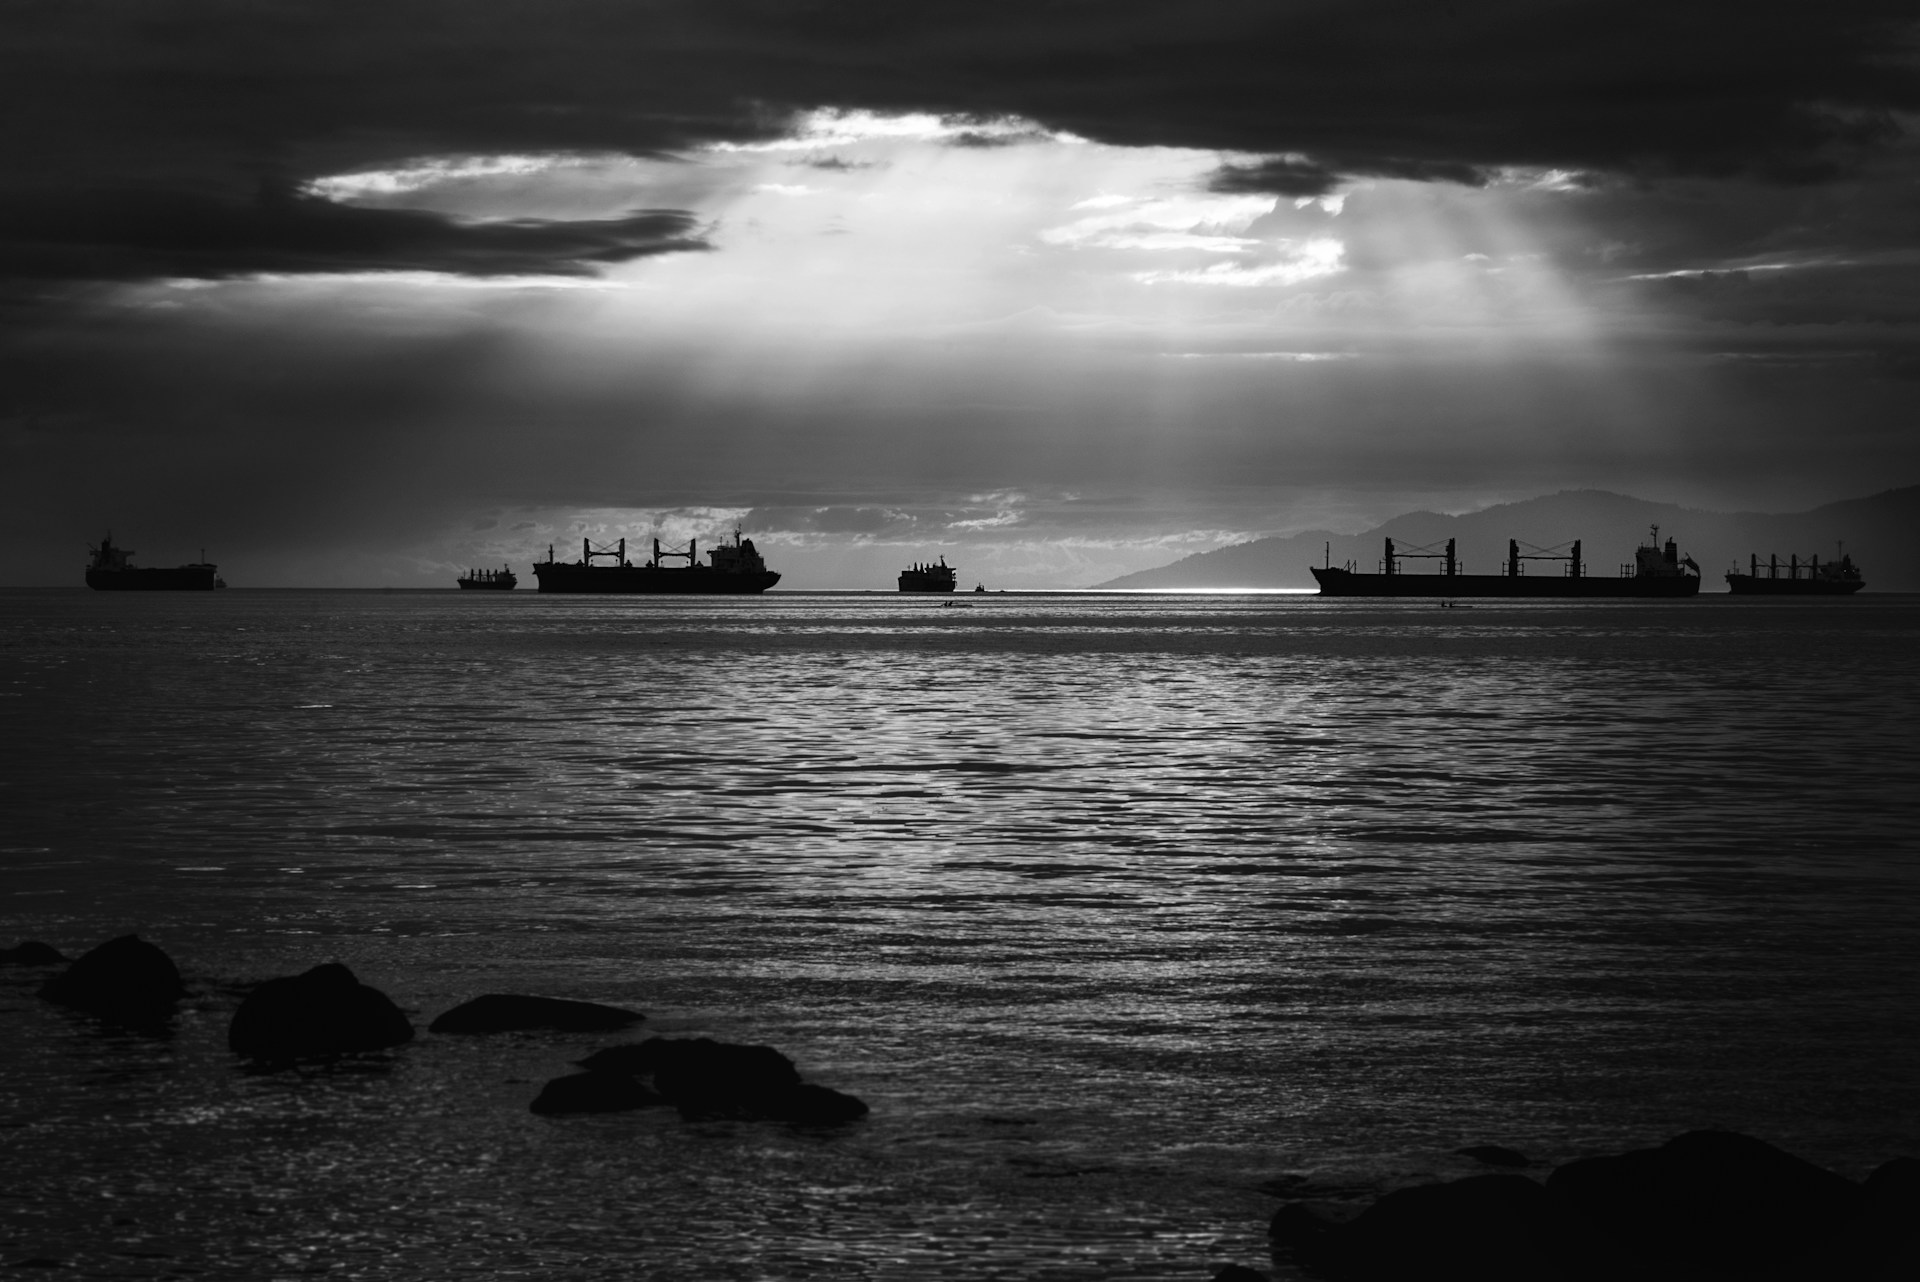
[4,589,1919,1278]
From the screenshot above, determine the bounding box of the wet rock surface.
[1,940,67,966]
[548,1036,869,1123]
[528,1070,665,1115]
[228,962,414,1063]
[38,934,184,1024]
[428,993,645,1034]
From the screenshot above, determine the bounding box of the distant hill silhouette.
[1093,487,1920,593]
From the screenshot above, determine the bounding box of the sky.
[3,1,1917,587]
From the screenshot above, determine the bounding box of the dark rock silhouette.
[528,1070,664,1115]
[428,993,644,1034]
[1456,1144,1531,1168]
[1546,1128,1865,1276]
[556,1036,868,1123]
[1789,1156,1919,1279]
[1210,1265,1271,1282]
[1273,1131,1904,1281]
[1,940,67,966]
[1268,1201,1345,1252]
[1293,1173,1617,1282]
[38,934,184,1023]
[228,962,414,1063]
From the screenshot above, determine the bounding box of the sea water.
[3,589,1918,1279]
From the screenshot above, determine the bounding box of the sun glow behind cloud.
[106,112,1682,584]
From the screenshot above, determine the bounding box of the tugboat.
[1725,548,1864,595]
[85,534,223,590]
[531,528,779,594]
[898,557,958,593]
[456,565,517,590]
[1309,526,1701,597]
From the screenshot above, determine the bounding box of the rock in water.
[576,1036,868,1123]
[1,940,67,966]
[429,993,644,1034]
[1546,1129,1865,1276]
[228,962,414,1062]
[38,934,184,1023]
[1297,1173,1621,1282]
[529,1071,665,1115]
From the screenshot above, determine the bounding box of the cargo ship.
[1725,549,1864,595]
[898,557,958,593]
[531,529,779,594]
[456,565,517,590]
[1310,527,1701,597]
[85,534,224,590]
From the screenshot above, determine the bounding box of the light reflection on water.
[2,590,1918,1277]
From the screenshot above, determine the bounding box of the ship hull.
[532,565,780,594]
[456,579,517,591]
[898,580,956,593]
[86,566,220,590]
[1310,568,1699,598]
[1725,575,1863,595]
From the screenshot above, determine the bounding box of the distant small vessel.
[899,557,958,593]
[1725,549,1864,595]
[974,583,986,593]
[457,565,517,591]
[85,533,223,590]
[531,529,779,594]
[1310,527,1701,598]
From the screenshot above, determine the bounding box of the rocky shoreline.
[11,934,1915,1279]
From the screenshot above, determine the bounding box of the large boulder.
[575,1037,868,1123]
[1294,1174,1623,1282]
[1,940,67,966]
[228,962,414,1063]
[1800,1156,1920,1279]
[1546,1129,1865,1277]
[429,994,644,1035]
[38,934,184,1023]
[529,1071,664,1115]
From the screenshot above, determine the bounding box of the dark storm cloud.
[2,1,1914,291]
[0,183,707,285]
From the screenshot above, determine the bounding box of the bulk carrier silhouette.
[1725,550,1864,595]
[85,534,224,590]
[531,530,779,594]
[1310,527,1701,597]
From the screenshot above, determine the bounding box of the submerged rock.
[529,1070,665,1115]
[1546,1128,1865,1276]
[1,940,67,966]
[228,962,414,1063]
[38,934,184,1023]
[429,993,644,1034]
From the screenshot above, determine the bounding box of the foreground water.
[3,589,1918,1279]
